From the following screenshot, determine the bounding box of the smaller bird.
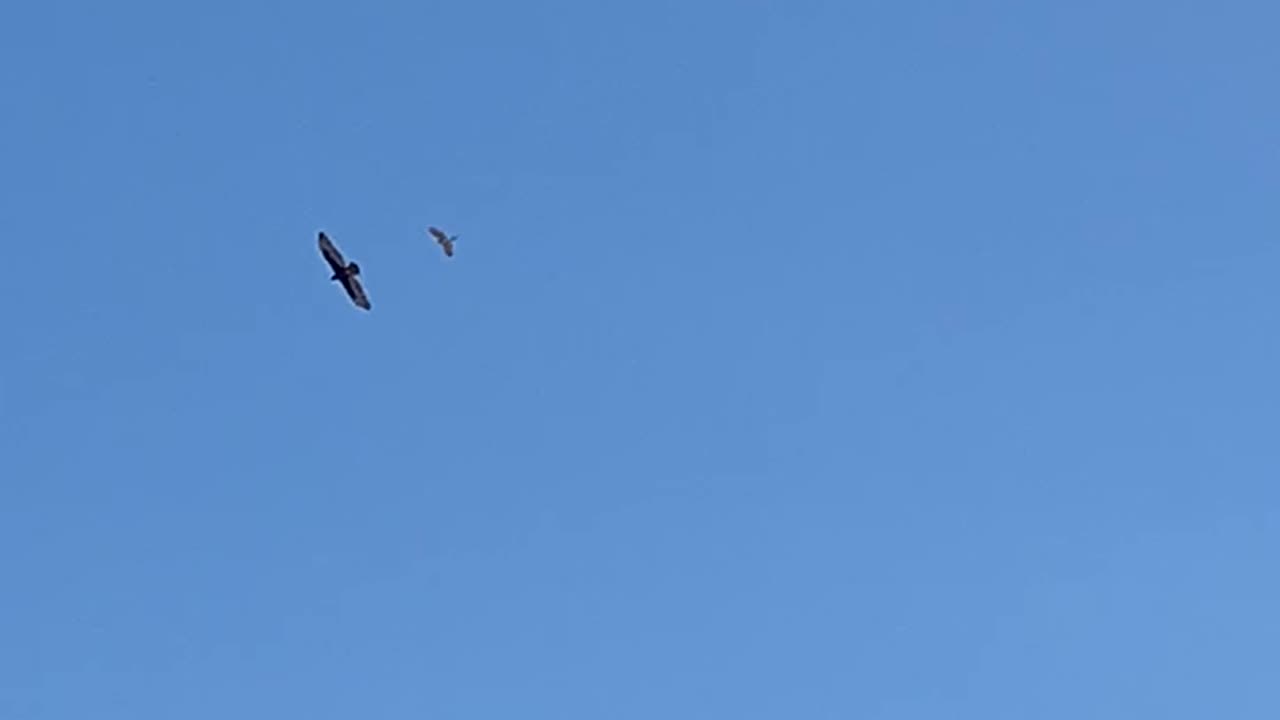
[428,226,458,258]
[318,231,372,310]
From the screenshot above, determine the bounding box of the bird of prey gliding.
[428,227,458,258]
[318,231,372,310]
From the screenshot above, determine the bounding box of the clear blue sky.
[3,1,1279,717]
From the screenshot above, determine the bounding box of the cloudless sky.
[3,1,1280,717]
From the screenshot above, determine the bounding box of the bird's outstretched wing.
[341,275,372,310]
[318,232,346,274]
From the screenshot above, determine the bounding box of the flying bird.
[318,231,371,310]
[428,227,458,258]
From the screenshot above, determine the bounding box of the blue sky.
[3,1,1280,717]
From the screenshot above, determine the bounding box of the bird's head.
[347,261,361,276]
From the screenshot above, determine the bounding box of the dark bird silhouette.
[318,231,371,310]
[428,226,458,258]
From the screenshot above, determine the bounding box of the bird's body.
[428,226,457,257]
[318,232,371,310]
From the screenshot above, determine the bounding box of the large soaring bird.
[428,226,458,258]
[318,231,371,310]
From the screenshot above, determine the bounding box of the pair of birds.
[318,227,457,311]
